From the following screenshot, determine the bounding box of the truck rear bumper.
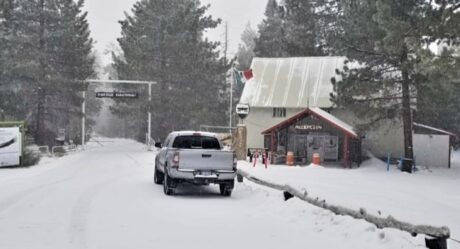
[169,168,236,183]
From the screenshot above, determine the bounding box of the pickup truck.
[154,131,237,196]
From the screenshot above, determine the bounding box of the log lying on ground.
[237,169,450,239]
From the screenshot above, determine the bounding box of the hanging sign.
[96,92,138,99]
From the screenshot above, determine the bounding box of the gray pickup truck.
[154,131,237,196]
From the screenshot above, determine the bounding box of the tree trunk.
[401,65,414,173]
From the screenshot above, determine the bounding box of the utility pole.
[148,82,152,150]
[223,22,233,134]
[81,91,86,147]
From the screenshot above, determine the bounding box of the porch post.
[343,135,350,168]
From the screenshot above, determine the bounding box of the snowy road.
[0,139,425,249]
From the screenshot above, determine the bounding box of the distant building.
[239,57,406,165]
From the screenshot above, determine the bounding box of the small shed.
[413,122,457,168]
[262,107,361,167]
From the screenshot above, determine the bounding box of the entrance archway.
[83,79,157,150]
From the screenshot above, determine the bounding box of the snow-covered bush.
[22,148,41,167]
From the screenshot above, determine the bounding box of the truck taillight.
[172,152,180,168]
[233,152,237,170]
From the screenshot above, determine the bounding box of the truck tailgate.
[178,150,233,171]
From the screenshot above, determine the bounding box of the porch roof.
[261,107,359,139]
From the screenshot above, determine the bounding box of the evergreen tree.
[51,0,98,142]
[283,0,322,56]
[235,22,256,71]
[0,0,22,120]
[254,0,287,57]
[113,0,229,141]
[255,0,336,57]
[0,0,96,145]
[330,0,460,172]
[415,48,460,137]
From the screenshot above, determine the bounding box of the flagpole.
[229,66,234,134]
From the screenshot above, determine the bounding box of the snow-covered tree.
[235,22,257,71]
[330,0,460,172]
[254,0,287,57]
[0,0,96,145]
[283,0,323,56]
[113,0,230,141]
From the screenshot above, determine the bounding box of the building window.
[273,108,286,118]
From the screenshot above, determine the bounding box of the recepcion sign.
[295,124,323,131]
[0,127,22,167]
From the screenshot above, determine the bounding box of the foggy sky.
[83,0,266,64]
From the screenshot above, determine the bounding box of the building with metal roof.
[239,57,406,162]
[239,56,458,168]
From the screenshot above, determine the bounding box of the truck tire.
[237,174,244,183]
[219,180,234,197]
[163,169,175,196]
[154,163,164,185]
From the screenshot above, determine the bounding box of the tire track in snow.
[124,153,142,167]
[0,176,80,215]
[0,156,101,215]
[67,172,135,249]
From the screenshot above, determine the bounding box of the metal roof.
[262,107,359,139]
[413,123,457,137]
[239,57,347,108]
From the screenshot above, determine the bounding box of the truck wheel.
[154,163,164,185]
[163,170,174,196]
[237,174,244,183]
[219,183,233,197]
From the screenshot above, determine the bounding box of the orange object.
[312,153,321,165]
[286,151,294,166]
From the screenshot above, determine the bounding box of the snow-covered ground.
[0,138,455,249]
[241,151,460,249]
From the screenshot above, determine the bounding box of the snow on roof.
[413,123,456,137]
[239,57,347,108]
[310,107,358,138]
[262,107,358,139]
[171,131,219,137]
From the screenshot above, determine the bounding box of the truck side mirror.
[154,142,162,148]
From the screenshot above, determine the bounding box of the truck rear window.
[172,136,221,150]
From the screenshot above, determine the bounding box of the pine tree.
[235,22,256,71]
[0,0,96,145]
[283,0,322,56]
[0,0,21,120]
[254,0,287,57]
[113,0,229,141]
[416,48,460,137]
[330,0,460,172]
[255,0,333,57]
[50,0,98,142]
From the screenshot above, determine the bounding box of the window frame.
[273,108,287,118]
